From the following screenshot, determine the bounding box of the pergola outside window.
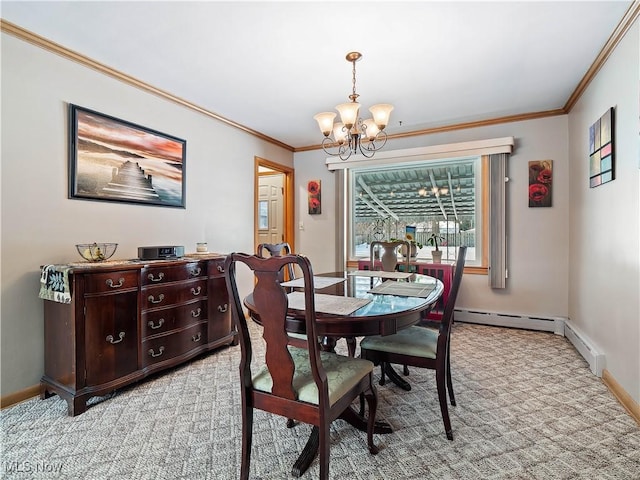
[348,156,483,266]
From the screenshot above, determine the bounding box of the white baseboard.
[454,309,605,377]
[455,309,565,335]
[563,320,606,377]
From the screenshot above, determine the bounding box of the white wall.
[567,21,640,403]
[294,22,640,405]
[0,34,293,395]
[294,116,570,319]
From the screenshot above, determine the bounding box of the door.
[254,157,294,254]
[257,173,284,246]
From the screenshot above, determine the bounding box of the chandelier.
[313,52,393,161]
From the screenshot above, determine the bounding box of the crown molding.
[0,19,294,152]
[564,1,640,111]
[4,1,637,156]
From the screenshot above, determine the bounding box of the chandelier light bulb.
[369,104,394,130]
[362,119,380,140]
[313,112,337,137]
[333,122,348,145]
[336,102,360,130]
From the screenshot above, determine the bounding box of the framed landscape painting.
[69,104,186,208]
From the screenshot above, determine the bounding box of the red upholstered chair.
[359,246,467,441]
[225,253,379,480]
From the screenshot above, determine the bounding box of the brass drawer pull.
[148,319,164,330]
[191,286,202,296]
[105,278,125,288]
[216,265,224,273]
[192,332,202,342]
[148,346,165,358]
[190,267,202,277]
[191,308,202,318]
[148,294,165,304]
[218,303,228,313]
[106,332,125,344]
[148,272,164,282]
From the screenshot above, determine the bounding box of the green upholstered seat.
[253,347,374,406]
[288,332,307,341]
[359,326,438,359]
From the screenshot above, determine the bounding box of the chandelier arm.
[338,143,352,161]
[357,143,377,159]
[361,131,388,153]
[320,136,353,161]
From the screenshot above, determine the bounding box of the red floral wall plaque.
[528,160,552,207]
[307,180,321,214]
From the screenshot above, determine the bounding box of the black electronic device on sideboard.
[138,245,184,260]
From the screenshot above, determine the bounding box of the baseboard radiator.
[454,309,605,377]
[563,320,606,377]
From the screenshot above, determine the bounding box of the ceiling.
[1,1,634,151]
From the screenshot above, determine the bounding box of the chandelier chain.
[351,59,357,101]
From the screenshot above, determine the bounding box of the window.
[329,137,512,283]
[348,156,485,267]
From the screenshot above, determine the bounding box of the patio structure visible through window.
[349,156,483,266]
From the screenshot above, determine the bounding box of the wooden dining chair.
[369,240,412,376]
[256,242,307,353]
[369,240,411,273]
[257,242,295,281]
[225,253,379,480]
[359,246,467,441]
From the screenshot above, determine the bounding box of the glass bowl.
[76,243,118,262]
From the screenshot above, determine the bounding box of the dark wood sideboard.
[40,254,237,416]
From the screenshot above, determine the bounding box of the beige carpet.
[2,323,639,479]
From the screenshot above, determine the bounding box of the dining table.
[244,269,444,477]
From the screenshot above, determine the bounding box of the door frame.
[254,156,295,253]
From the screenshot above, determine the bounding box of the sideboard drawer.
[208,258,226,277]
[141,263,205,286]
[142,279,207,309]
[142,300,207,337]
[83,270,139,294]
[142,322,208,367]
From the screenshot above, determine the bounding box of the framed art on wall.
[69,104,187,208]
[588,107,615,188]
[307,180,321,214]
[528,160,553,207]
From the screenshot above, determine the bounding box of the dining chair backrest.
[369,240,411,272]
[256,242,295,282]
[226,253,320,395]
[440,246,467,337]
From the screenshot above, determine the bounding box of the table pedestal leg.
[291,426,320,477]
[383,362,412,391]
[290,406,392,477]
